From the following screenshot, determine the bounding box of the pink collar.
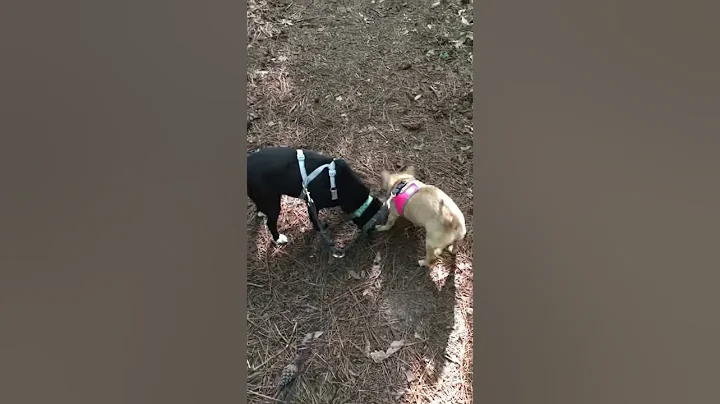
[392,181,420,216]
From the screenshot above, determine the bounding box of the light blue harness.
[296,150,338,201]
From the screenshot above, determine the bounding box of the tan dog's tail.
[439,199,462,230]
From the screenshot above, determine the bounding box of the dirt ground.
[247,0,473,402]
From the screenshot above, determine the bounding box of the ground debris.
[247,0,474,401]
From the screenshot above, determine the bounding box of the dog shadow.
[361,219,462,389]
[246,202,463,400]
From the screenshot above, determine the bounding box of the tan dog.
[375,166,466,267]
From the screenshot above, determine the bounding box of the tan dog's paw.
[418,259,428,267]
[375,224,390,232]
[447,244,454,253]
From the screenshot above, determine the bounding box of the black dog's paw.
[273,234,289,245]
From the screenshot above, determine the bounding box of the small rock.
[402,122,422,131]
[398,62,412,70]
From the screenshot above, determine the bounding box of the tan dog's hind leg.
[375,210,399,232]
[418,242,443,267]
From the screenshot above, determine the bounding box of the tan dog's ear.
[405,165,415,177]
[381,171,390,188]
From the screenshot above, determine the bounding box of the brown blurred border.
[475,1,720,403]
[0,0,247,403]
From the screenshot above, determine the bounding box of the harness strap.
[328,162,338,200]
[297,150,309,187]
[390,180,420,217]
[296,150,338,201]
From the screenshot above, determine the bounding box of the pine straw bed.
[247,0,473,402]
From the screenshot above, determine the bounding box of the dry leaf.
[348,270,362,280]
[369,350,389,362]
[386,339,405,355]
[413,94,422,100]
[405,370,416,383]
[369,340,405,363]
[302,331,324,343]
[460,145,471,151]
[452,38,465,49]
[391,388,407,398]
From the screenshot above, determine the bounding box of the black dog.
[248,147,383,245]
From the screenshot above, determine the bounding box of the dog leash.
[301,182,346,258]
[327,200,389,258]
[304,188,389,260]
[295,149,391,258]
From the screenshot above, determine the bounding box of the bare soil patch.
[247,0,473,402]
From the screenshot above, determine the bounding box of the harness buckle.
[296,150,306,161]
[301,183,313,202]
[330,187,338,200]
[392,180,407,196]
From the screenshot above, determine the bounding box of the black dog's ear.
[334,159,348,171]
